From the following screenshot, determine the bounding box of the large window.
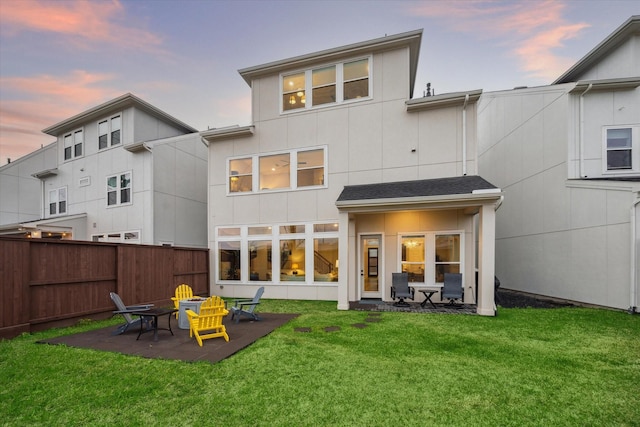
[260,153,290,190]
[216,222,339,284]
[435,234,461,283]
[107,172,131,206]
[228,147,326,194]
[606,128,632,170]
[92,231,140,244]
[229,158,253,193]
[49,187,67,216]
[401,236,425,283]
[98,115,121,149]
[281,57,370,112]
[64,129,83,160]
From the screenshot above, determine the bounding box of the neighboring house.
[478,16,640,311]
[0,93,209,248]
[203,30,503,315]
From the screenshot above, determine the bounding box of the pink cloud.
[0,0,163,52]
[408,0,590,82]
[0,71,121,163]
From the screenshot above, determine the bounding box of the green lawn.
[1,301,639,426]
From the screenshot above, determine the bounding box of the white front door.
[360,234,382,299]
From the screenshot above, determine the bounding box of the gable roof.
[239,29,423,97]
[42,93,197,136]
[554,15,640,84]
[336,175,500,208]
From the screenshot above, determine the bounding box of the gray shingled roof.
[337,175,498,202]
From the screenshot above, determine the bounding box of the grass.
[1,300,639,426]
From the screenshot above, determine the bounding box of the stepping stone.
[351,323,368,329]
[324,326,340,332]
[365,317,381,323]
[294,327,312,333]
[367,312,382,316]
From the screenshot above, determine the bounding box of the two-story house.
[0,93,209,248]
[478,16,640,312]
[203,30,503,315]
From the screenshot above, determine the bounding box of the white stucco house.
[0,93,209,248]
[478,16,640,312]
[203,30,503,315]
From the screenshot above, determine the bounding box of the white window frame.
[106,171,132,207]
[280,56,372,114]
[227,147,327,195]
[63,128,83,161]
[92,230,140,244]
[48,186,67,217]
[98,113,122,150]
[602,125,639,175]
[397,231,464,286]
[215,222,339,285]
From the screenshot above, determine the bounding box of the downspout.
[462,94,469,175]
[579,84,593,178]
[630,193,640,314]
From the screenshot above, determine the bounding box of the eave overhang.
[31,168,58,179]
[406,89,483,112]
[336,191,503,213]
[201,125,254,142]
[569,77,640,93]
[42,93,197,136]
[239,29,423,97]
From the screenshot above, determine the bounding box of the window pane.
[312,85,336,105]
[107,176,117,191]
[607,128,631,148]
[249,240,272,281]
[64,147,71,160]
[401,236,425,283]
[99,121,108,149]
[435,264,460,283]
[111,115,121,131]
[344,59,368,81]
[312,66,335,86]
[280,225,305,234]
[314,237,338,282]
[107,191,117,205]
[314,223,338,232]
[230,175,252,192]
[59,200,66,213]
[99,134,107,150]
[120,188,130,204]
[230,158,252,175]
[297,168,324,187]
[436,235,460,262]
[120,173,131,189]
[283,72,305,111]
[248,226,272,235]
[298,149,324,168]
[219,241,241,281]
[50,203,56,215]
[218,227,240,236]
[260,153,290,190]
[280,239,305,281]
[111,129,121,146]
[344,78,368,100]
[607,150,632,169]
[74,143,82,157]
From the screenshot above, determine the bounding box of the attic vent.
[79,176,90,187]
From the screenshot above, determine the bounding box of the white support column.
[337,210,350,310]
[477,202,496,316]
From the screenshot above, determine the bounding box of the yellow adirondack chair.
[199,295,227,316]
[186,305,230,346]
[171,284,202,318]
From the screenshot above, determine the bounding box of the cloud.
[0,71,121,162]
[0,0,163,52]
[409,0,590,81]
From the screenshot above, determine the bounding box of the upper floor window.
[98,115,121,149]
[281,57,370,113]
[64,129,83,160]
[229,147,326,194]
[107,171,132,206]
[49,187,67,216]
[604,126,638,174]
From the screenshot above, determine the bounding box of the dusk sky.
[0,0,637,164]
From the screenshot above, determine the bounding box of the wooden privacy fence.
[0,237,209,339]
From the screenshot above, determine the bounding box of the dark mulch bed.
[38,312,298,364]
[497,289,575,308]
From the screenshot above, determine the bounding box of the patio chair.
[186,306,229,346]
[109,292,154,335]
[230,287,264,323]
[171,283,202,319]
[442,273,464,306]
[391,272,414,307]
